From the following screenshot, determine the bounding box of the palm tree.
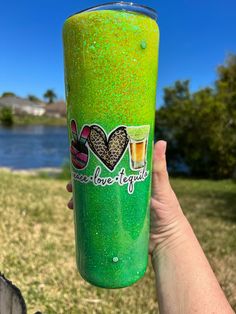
[43,89,57,104]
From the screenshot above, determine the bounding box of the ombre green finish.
[63,8,159,288]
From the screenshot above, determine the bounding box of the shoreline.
[0,115,66,127]
[0,167,62,176]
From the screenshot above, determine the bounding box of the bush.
[58,160,71,180]
[0,107,14,126]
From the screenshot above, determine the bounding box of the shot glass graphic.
[126,125,150,170]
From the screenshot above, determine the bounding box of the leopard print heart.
[87,125,129,171]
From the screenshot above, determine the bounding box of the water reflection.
[0,125,69,169]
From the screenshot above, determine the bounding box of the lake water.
[0,125,69,169]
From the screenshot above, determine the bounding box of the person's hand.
[66,140,188,259]
[149,140,187,257]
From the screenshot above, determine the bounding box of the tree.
[163,80,191,107]
[1,92,16,98]
[155,80,193,174]
[27,94,42,103]
[155,56,236,179]
[43,89,57,104]
[214,54,236,177]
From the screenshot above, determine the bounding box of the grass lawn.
[0,171,235,313]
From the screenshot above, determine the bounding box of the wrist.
[151,214,192,269]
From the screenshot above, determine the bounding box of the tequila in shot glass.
[127,125,150,170]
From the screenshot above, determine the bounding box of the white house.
[0,96,46,116]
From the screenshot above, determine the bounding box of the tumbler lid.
[69,2,157,21]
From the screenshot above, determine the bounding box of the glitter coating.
[63,9,159,288]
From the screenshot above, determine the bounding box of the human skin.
[67,141,234,313]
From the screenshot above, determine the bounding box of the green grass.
[0,171,235,313]
[13,115,66,126]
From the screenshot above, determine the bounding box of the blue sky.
[0,0,236,106]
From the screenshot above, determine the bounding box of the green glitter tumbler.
[63,2,159,288]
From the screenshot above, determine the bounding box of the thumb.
[152,140,171,200]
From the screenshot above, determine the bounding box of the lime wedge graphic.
[126,125,150,141]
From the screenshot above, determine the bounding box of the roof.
[45,101,66,115]
[0,96,45,109]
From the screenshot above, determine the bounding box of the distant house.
[45,101,66,118]
[0,96,46,116]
